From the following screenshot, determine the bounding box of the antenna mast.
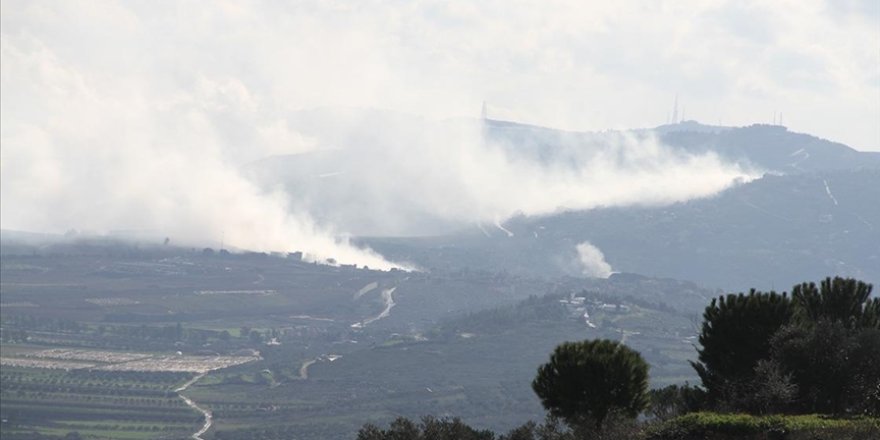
[671,94,679,124]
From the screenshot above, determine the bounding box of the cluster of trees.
[358,277,879,439]
[692,277,879,415]
[358,415,613,440]
[432,295,570,338]
[0,314,285,354]
[358,328,651,439]
[0,315,86,342]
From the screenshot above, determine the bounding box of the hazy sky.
[2,0,878,149]
[1,0,877,267]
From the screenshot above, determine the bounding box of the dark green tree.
[218,330,231,341]
[690,289,793,407]
[770,318,853,413]
[850,328,880,415]
[791,277,876,328]
[532,339,649,430]
[861,297,880,328]
[693,277,878,414]
[248,330,263,344]
[771,277,879,414]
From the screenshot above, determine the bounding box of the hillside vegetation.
[358,277,880,440]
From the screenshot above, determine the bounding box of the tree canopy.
[690,289,793,407]
[692,277,880,415]
[532,339,649,429]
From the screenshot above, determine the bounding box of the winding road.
[175,373,212,440]
[299,358,318,379]
[361,287,397,326]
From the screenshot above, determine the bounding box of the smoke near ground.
[0,35,404,269]
[0,1,791,268]
[576,242,614,278]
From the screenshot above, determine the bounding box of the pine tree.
[532,339,649,430]
[690,289,793,407]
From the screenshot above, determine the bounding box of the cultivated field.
[1,247,710,439]
[1,348,259,373]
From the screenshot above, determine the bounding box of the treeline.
[691,277,879,415]
[1,314,281,352]
[431,289,680,340]
[432,294,570,337]
[358,277,880,440]
[0,315,86,341]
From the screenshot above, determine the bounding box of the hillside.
[486,119,880,173]
[656,122,880,172]
[364,169,880,291]
[0,246,715,439]
[244,112,880,238]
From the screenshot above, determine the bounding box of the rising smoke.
[0,33,407,269]
[576,242,614,278]
[247,111,754,236]
[1,2,759,269]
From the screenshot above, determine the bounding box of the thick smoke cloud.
[1,1,786,268]
[247,112,753,235]
[576,242,613,278]
[0,31,404,269]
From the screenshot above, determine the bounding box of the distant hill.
[241,111,880,291]
[247,112,879,235]
[364,169,880,292]
[481,118,880,172]
[485,118,880,173]
[656,121,880,172]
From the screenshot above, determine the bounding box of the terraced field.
[0,367,200,439]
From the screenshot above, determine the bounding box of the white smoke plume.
[576,242,614,278]
[0,31,407,269]
[1,2,765,267]
[244,112,754,235]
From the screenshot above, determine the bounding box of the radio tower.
[671,94,679,124]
